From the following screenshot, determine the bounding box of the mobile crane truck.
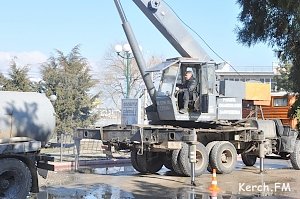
[75,0,300,178]
[0,91,55,198]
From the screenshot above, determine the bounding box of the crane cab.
[146,57,222,122]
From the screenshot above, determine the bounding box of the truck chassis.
[74,119,299,178]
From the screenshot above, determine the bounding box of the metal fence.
[44,133,106,162]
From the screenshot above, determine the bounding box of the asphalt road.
[30,158,300,199]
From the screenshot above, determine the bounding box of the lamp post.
[115,43,134,98]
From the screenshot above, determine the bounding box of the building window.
[273,97,288,107]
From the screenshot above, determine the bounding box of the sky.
[0,0,277,80]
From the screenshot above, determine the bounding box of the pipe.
[189,129,197,186]
[190,144,196,186]
[259,141,265,173]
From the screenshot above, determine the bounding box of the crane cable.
[163,0,242,77]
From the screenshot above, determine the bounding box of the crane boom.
[132,0,212,61]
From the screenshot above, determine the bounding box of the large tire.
[206,141,219,173]
[135,151,163,174]
[131,148,147,173]
[0,158,32,199]
[210,141,237,174]
[241,153,257,166]
[279,152,289,160]
[163,151,174,171]
[290,140,300,170]
[136,151,149,174]
[146,152,164,173]
[178,143,208,177]
[171,149,184,175]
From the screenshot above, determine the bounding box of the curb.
[52,158,131,171]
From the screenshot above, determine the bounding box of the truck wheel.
[171,149,184,175]
[131,148,147,173]
[136,151,150,174]
[290,140,300,170]
[133,150,163,174]
[206,141,219,173]
[210,141,237,174]
[0,158,32,199]
[178,143,208,177]
[241,153,257,166]
[144,152,163,173]
[163,151,174,171]
[279,152,289,160]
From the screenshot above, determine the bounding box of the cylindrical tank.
[250,119,277,139]
[0,91,55,144]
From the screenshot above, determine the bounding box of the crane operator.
[176,71,197,114]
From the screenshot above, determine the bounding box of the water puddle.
[76,164,135,176]
[76,164,173,176]
[74,157,291,176]
[30,184,134,199]
[28,159,296,198]
[30,187,295,199]
[92,165,135,175]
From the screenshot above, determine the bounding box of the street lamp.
[114,43,134,98]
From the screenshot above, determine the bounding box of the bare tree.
[99,45,163,109]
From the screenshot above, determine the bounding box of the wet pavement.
[30,158,299,199]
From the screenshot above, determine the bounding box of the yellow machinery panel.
[245,82,271,101]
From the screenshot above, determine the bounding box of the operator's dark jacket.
[182,77,197,93]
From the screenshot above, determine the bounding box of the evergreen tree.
[41,45,99,134]
[274,62,293,92]
[0,73,7,90]
[4,61,34,91]
[236,0,300,126]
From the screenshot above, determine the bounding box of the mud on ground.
[33,160,300,199]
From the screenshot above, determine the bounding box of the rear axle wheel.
[163,151,174,171]
[142,152,163,173]
[171,149,184,175]
[209,141,237,174]
[290,140,300,170]
[241,153,257,166]
[131,148,147,173]
[206,141,219,173]
[131,149,163,174]
[178,143,208,177]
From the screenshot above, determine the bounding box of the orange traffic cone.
[209,169,220,192]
